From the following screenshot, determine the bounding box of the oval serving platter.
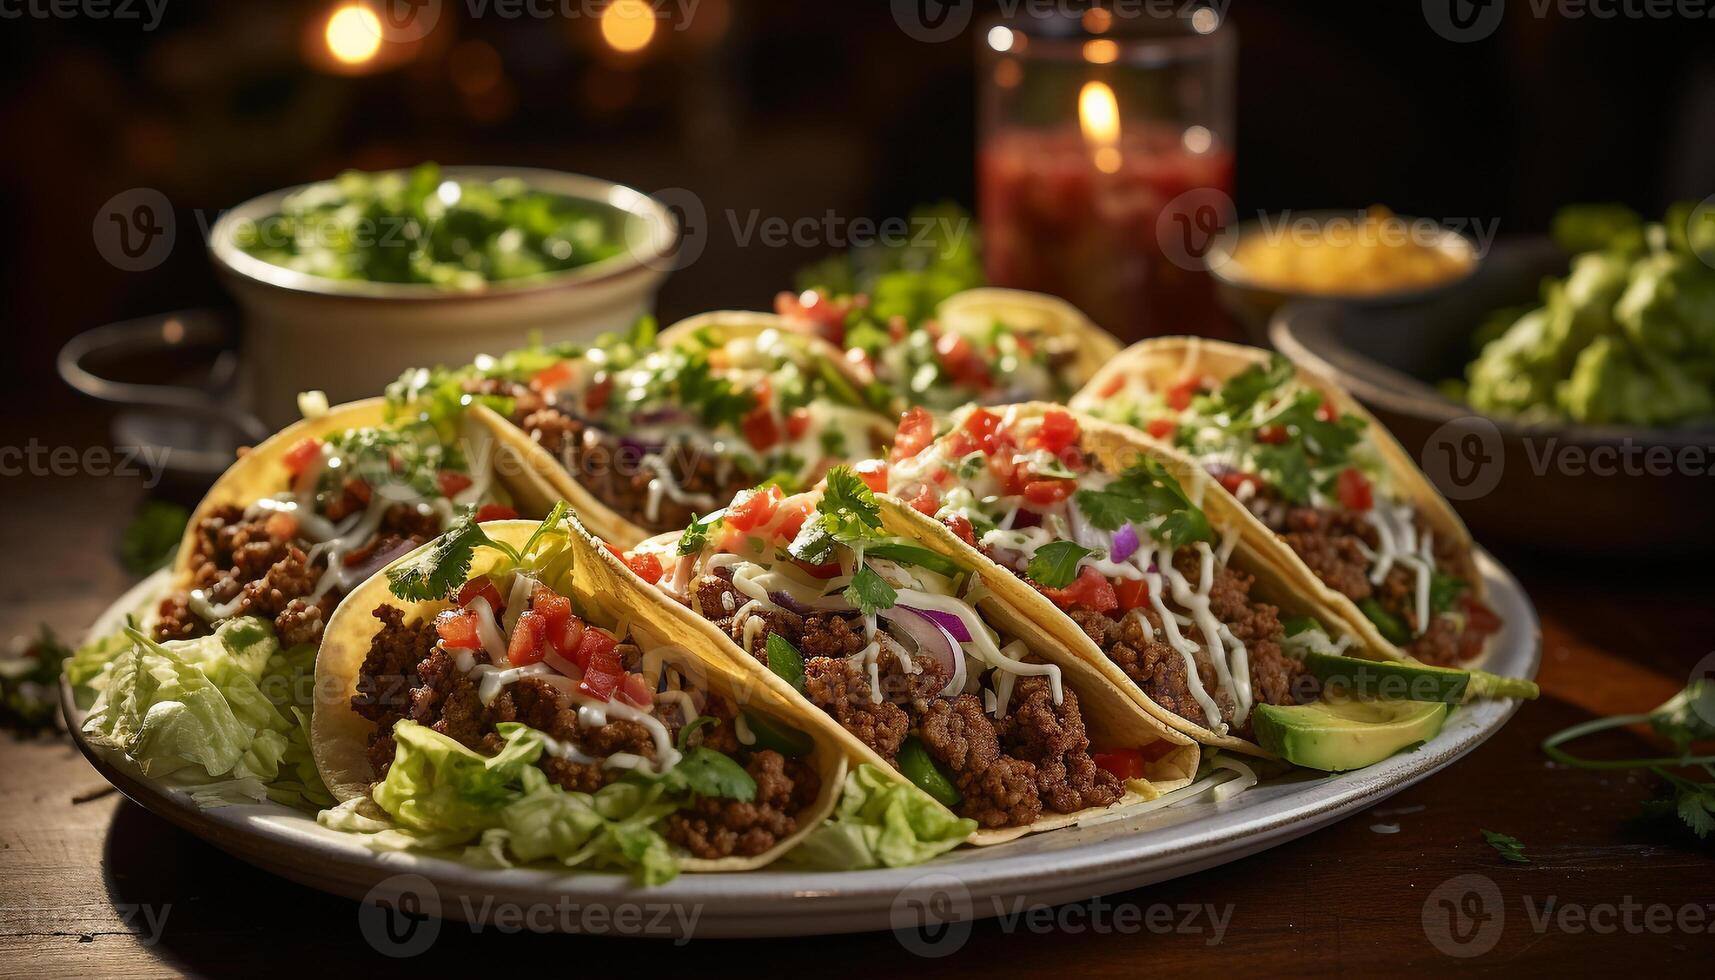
[63,551,1539,939]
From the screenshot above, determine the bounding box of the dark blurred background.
[3,0,1713,441]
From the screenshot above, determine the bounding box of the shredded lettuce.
[78,618,332,810]
[340,721,693,885]
[784,764,975,870]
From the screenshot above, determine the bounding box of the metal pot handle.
[57,310,270,444]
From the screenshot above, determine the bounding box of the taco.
[311,512,846,882]
[776,286,1122,413]
[389,315,895,548]
[625,470,1200,842]
[152,397,556,650]
[1071,339,1499,666]
[876,402,1414,754]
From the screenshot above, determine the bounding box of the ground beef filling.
[349,603,814,860]
[1252,493,1486,666]
[154,502,440,648]
[689,573,1123,829]
[466,378,754,536]
[1048,552,1310,738]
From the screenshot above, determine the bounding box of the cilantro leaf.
[1026,540,1094,589]
[1073,457,1212,548]
[844,565,897,616]
[678,511,721,557]
[386,512,497,601]
[821,466,882,534]
[1481,830,1530,863]
[1205,355,1294,416]
[765,633,806,692]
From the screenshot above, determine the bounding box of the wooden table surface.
[5,466,1713,978]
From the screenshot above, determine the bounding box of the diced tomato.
[1165,376,1205,411]
[457,577,504,611]
[1039,566,1118,614]
[774,289,849,346]
[1145,418,1177,440]
[263,511,299,542]
[583,375,614,415]
[890,407,936,463]
[854,458,890,494]
[1217,471,1263,496]
[345,479,373,505]
[944,513,976,546]
[624,551,665,585]
[908,486,940,516]
[961,407,1002,454]
[1028,410,1080,455]
[475,503,519,523]
[282,437,322,478]
[1314,399,1338,423]
[530,586,572,635]
[1256,425,1290,445]
[1336,467,1373,512]
[1097,374,1125,398]
[437,471,473,497]
[936,332,991,388]
[1092,748,1147,780]
[775,498,814,542]
[725,484,784,532]
[786,407,812,441]
[576,629,623,700]
[618,672,655,708]
[1023,479,1075,505]
[530,360,575,392]
[553,616,587,664]
[508,610,548,666]
[435,609,483,650]
[1114,577,1151,612]
[740,406,781,451]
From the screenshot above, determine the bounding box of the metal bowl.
[1270,236,1715,556]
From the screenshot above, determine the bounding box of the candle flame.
[1078,80,1122,174]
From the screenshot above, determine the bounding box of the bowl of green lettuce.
[208,163,677,425]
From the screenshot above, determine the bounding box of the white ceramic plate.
[64,551,1538,939]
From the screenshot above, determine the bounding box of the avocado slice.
[1253,697,1449,771]
[1303,652,1540,703]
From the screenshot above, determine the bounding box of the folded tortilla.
[312,516,847,873]
[1071,337,1487,663]
[630,506,1201,846]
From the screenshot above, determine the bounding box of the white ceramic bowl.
[209,166,678,427]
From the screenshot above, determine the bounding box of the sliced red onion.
[543,648,583,680]
[878,606,964,691]
[895,604,971,642]
[341,539,416,591]
[769,589,854,614]
[1111,523,1140,563]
